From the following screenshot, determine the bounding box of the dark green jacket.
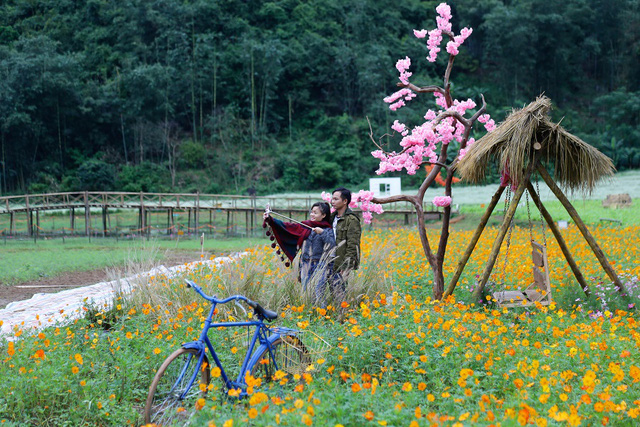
[331,208,361,272]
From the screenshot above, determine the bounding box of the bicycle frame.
[177,280,290,399]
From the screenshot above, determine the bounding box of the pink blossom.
[458,148,468,160]
[436,3,452,20]
[413,29,428,39]
[426,29,443,63]
[436,16,452,32]
[389,100,405,111]
[424,109,437,120]
[446,41,459,55]
[433,92,448,109]
[432,196,452,207]
[362,211,373,223]
[391,120,408,136]
[383,88,415,104]
[396,56,411,73]
[484,119,496,132]
[460,27,473,39]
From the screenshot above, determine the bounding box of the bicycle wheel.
[144,347,211,425]
[248,335,311,385]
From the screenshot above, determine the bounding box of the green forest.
[0,0,638,196]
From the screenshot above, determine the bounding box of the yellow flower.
[74,353,83,365]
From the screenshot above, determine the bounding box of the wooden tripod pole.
[536,165,626,295]
[471,160,537,304]
[526,181,591,297]
[443,185,505,298]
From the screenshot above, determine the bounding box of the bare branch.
[398,82,445,95]
[366,116,391,151]
[469,94,487,123]
[432,110,471,129]
[371,194,418,206]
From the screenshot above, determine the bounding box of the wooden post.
[102,207,108,237]
[245,210,249,237]
[84,191,90,236]
[26,195,32,236]
[168,208,173,235]
[471,161,537,303]
[209,209,213,236]
[9,211,14,235]
[70,207,75,235]
[35,210,40,239]
[188,209,192,235]
[195,192,200,235]
[139,192,146,237]
[226,210,230,237]
[537,165,626,294]
[444,185,505,298]
[526,181,590,297]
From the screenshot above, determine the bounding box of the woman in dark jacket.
[263,202,336,306]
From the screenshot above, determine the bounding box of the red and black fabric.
[263,216,331,267]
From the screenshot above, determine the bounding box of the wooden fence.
[0,191,445,239]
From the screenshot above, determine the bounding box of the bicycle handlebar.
[184,280,278,321]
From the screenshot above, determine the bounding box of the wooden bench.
[492,241,552,308]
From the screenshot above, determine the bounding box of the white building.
[369,177,401,197]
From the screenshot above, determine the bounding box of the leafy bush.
[75,159,116,191]
[116,162,170,192]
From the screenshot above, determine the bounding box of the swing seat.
[492,241,552,308]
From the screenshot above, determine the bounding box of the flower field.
[1,224,639,426]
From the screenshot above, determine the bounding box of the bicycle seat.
[247,301,278,322]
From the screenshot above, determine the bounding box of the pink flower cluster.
[396,56,412,85]
[414,3,473,62]
[383,88,416,111]
[432,196,452,207]
[426,29,443,62]
[446,27,473,56]
[320,190,383,224]
[477,113,496,132]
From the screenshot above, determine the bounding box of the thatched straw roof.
[457,96,615,193]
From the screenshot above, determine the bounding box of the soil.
[0,252,203,310]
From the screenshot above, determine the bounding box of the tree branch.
[397,82,445,95]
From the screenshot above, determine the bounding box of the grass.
[0,237,264,285]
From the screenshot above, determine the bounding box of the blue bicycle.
[144,279,310,425]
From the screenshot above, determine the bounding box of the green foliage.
[0,0,638,195]
[75,158,116,191]
[179,140,207,169]
[116,162,170,193]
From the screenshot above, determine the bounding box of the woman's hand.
[313,227,323,234]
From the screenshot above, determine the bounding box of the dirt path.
[0,253,201,309]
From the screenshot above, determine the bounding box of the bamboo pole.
[443,185,505,298]
[537,165,626,294]
[526,181,590,297]
[471,161,537,303]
